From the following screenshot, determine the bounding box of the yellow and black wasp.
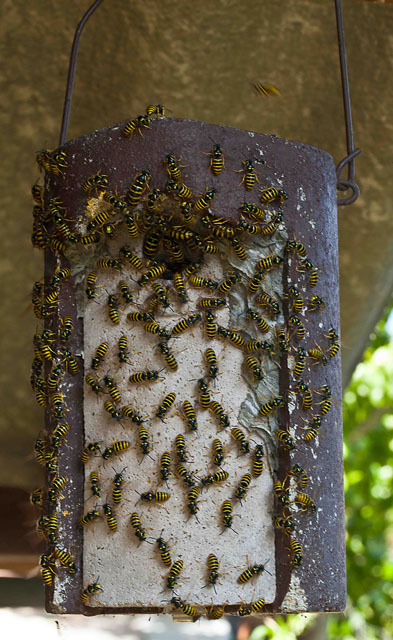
[259,395,284,417]
[159,452,171,484]
[82,171,109,194]
[174,433,188,462]
[172,313,201,336]
[194,188,216,212]
[294,379,313,411]
[102,440,131,460]
[81,442,101,463]
[123,114,151,137]
[201,470,229,487]
[204,143,225,175]
[234,473,252,503]
[220,499,238,534]
[130,512,148,542]
[157,342,178,371]
[80,581,103,605]
[176,464,195,487]
[293,346,307,379]
[156,392,176,421]
[156,531,172,565]
[203,553,221,592]
[245,308,269,333]
[237,559,271,583]
[79,509,101,527]
[231,427,250,454]
[182,400,198,432]
[129,369,162,384]
[209,400,230,429]
[236,158,260,191]
[252,444,264,477]
[275,427,296,451]
[253,81,280,97]
[187,486,200,518]
[173,272,188,303]
[288,314,305,341]
[308,295,325,312]
[90,471,101,499]
[259,186,288,204]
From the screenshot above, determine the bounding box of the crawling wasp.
[259,395,284,417]
[156,531,172,565]
[182,400,198,432]
[82,171,108,194]
[237,159,260,191]
[130,512,147,542]
[81,442,101,463]
[80,581,103,605]
[234,473,252,502]
[231,427,250,454]
[156,392,176,421]
[166,559,184,589]
[237,560,271,583]
[123,114,151,137]
[201,470,229,486]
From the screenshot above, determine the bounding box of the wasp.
[127,512,147,542]
[159,452,171,483]
[209,400,230,429]
[123,114,151,137]
[138,263,166,287]
[220,499,237,533]
[137,426,153,457]
[206,603,225,619]
[203,553,221,592]
[201,470,229,486]
[294,492,316,513]
[106,294,120,325]
[273,515,296,534]
[308,295,325,312]
[274,479,290,506]
[187,486,200,518]
[259,395,284,417]
[173,433,188,463]
[254,291,280,315]
[86,208,113,232]
[259,187,288,204]
[288,314,305,341]
[102,440,131,460]
[231,237,247,260]
[287,463,308,489]
[127,311,154,324]
[157,342,178,372]
[234,473,252,502]
[126,171,151,207]
[142,231,161,258]
[203,310,217,339]
[285,238,307,258]
[103,503,118,532]
[173,272,188,303]
[325,327,339,343]
[166,560,184,589]
[316,384,332,416]
[40,554,56,585]
[104,400,122,422]
[198,297,227,309]
[155,392,176,421]
[121,405,144,425]
[51,392,66,419]
[117,280,134,305]
[308,346,328,366]
[143,321,171,340]
[182,400,198,432]
[252,444,264,477]
[203,143,225,175]
[245,308,269,333]
[50,267,71,289]
[85,271,100,300]
[327,342,340,360]
[54,547,77,573]
[254,80,280,96]
[231,427,250,454]
[79,231,100,245]
[129,370,162,384]
[51,423,69,449]
[287,285,303,314]
[146,104,166,116]
[194,188,216,212]
[293,346,307,379]
[90,471,101,498]
[239,201,266,221]
[189,275,218,291]
[210,438,224,467]
[218,271,241,295]
[204,348,218,380]
[290,539,303,566]
[176,464,195,488]
[79,509,101,527]
[156,531,172,565]
[80,581,103,605]
[294,379,312,411]
[103,375,122,404]
[237,560,271,584]
[110,468,126,504]
[298,258,318,288]
[171,596,199,619]
[116,335,129,364]
[164,154,184,183]
[30,487,44,509]
[82,171,108,194]
[138,490,170,503]
[81,442,101,463]
[303,414,322,442]
[58,316,74,343]
[237,158,260,190]
[275,428,296,451]
[172,313,201,336]
[91,342,109,370]
[31,183,44,206]
[60,348,78,376]
[119,246,143,270]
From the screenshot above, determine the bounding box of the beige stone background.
[1,0,392,500]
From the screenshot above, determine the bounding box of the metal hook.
[334,0,361,206]
[59,0,105,147]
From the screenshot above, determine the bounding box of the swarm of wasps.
[30,103,339,617]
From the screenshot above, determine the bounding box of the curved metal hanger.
[58,0,361,206]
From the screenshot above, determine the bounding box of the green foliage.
[248,305,393,640]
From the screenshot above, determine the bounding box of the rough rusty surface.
[43,117,345,614]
